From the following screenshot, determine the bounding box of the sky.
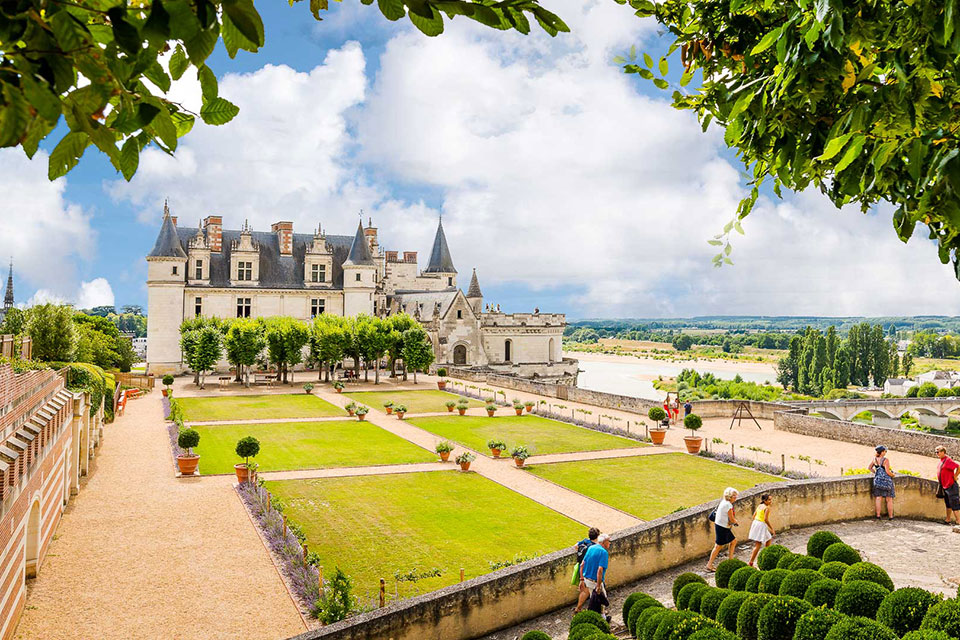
[3,0,960,319]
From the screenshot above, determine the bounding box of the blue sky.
[3,0,960,318]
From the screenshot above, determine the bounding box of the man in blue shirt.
[573,527,599,613]
[581,533,610,596]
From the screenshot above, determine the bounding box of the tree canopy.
[621,0,960,278]
[0,0,567,181]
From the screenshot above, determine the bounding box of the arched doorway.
[25,500,40,578]
[548,338,555,363]
[504,339,512,362]
[453,345,467,365]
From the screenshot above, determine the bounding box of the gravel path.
[13,394,305,640]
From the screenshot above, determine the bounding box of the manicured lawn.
[178,394,344,421]
[526,453,781,519]
[265,471,583,599]
[193,421,435,474]
[344,389,485,414]
[406,414,645,456]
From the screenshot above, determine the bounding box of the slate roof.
[466,268,482,298]
[424,219,456,273]
[390,290,459,317]
[148,213,187,258]
[343,222,375,267]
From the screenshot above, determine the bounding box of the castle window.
[236,297,251,318]
[311,264,326,283]
[448,277,453,286]
[238,261,253,281]
[195,297,202,317]
[356,273,361,282]
[195,259,202,280]
[172,266,178,275]
[311,299,325,318]
[457,310,462,319]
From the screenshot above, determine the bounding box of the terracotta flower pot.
[515,408,523,415]
[439,451,451,462]
[486,410,496,417]
[177,454,200,475]
[335,388,343,394]
[396,412,405,420]
[447,406,455,412]
[459,461,471,472]
[525,406,533,413]
[514,457,525,468]
[683,436,703,454]
[347,410,355,417]
[458,408,467,415]
[491,448,502,459]
[650,429,667,445]
[437,381,447,390]
[162,389,169,397]
[358,414,366,421]
[385,407,393,414]
[234,464,252,483]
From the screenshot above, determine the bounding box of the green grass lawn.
[193,420,435,474]
[265,471,583,600]
[526,453,781,520]
[178,393,344,422]
[344,389,485,414]
[406,414,644,456]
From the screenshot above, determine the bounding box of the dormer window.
[238,261,253,281]
[311,264,326,283]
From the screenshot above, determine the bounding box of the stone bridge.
[786,397,960,429]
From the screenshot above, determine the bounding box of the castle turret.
[146,202,187,373]
[424,218,457,288]
[342,221,377,316]
[466,268,483,315]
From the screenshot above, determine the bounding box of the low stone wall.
[774,410,960,458]
[288,476,942,640]
[690,400,797,420]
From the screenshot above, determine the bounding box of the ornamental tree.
[192,324,222,388]
[401,326,435,384]
[224,318,265,386]
[27,303,77,362]
[264,316,309,384]
[622,0,960,278]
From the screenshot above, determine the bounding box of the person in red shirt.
[936,446,960,524]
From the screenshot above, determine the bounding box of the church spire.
[3,259,13,310]
[424,217,456,274]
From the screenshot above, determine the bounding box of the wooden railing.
[0,335,31,360]
[113,372,155,390]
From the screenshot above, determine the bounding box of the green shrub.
[177,427,200,453]
[735,593,774,640]
[688,629,738,640]
[745,571,763,593]
[804,578,842,608]
[235,435,261,465]
[757,544,789,571]
[699,589,731,620]
[716,559,747,589]
[834,580,890,619]
[688,585,710,614]
[823,616,898,640]
[715,591,751,632]
[520,632,551,640]
[819,561,849,581]
[790,556,824,571]
[627,594,663,635]
[162,374,174,387]
[776,552,800,569]
[570,610,609,633]
[822,542,862,565]
[727,566,758,592]
[794,608,846,640]
[906,385,920,397]
[807,531,843,559]
[758,569,791,594]
[921,600,960,637]
[677,582,709,611]
[642,609,671,640]
[674,573,708,602]
[902,631,954,640]
[588,635,616,640]
[918,382,939,397]
[877,587,941,636]
[637,607,668,640]
[569,625,604,640]
[670,613,722,640]
[756,595,811,640]
[653,610,701,640]
[778,569,824,598]
[623,592,657,626]
[649,407,668,423]
[843,562,895,592]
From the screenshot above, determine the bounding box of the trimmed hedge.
[716,591,751,632]
[834,580,890,619]
[756,544,789,571]
[571,610,610,633]
[688,629,738,640]
[794,608,846,640]
[626,593,661,632]
[778,569,824,598]
[653,610,700,640]
[757,569,791,595]
[822,542,862,565]
[670,613,723,640]
[776,552,800,569]
[569,624,601,640]
[902,631,954,640]
[823,616,899,640]
[804,578,842,608]
[756,595,812,640]
[807,531,843,559]
[744,571,763,593]
[629,600,664,636]
[819,561,849,581]
[635,605,667,638]
[716,559,747,589]
[674,573,708,603]
[735,593,775,640]
[877,587,941,636]
[520,632,550,640]
[678,582,709,611]
[642,609,671,640]
[727,566,758,592]
[790,556,824,571]
[699,589,732,620]
[688,586,709,615]
[843,562,895,592]
[921,600,960,637]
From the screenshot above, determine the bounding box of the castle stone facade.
[146,208,578,383]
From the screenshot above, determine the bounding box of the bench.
[218,376,231,390]
[253,374,275,387]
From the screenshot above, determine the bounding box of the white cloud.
[27,289,68,306]
[76,278,116,309]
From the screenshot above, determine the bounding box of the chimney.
[403,251,417,263]
[171,216,177,226]
[385,251,398,263]
[204,215,223,252]
[271,221,294,256]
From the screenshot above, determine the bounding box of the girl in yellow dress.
[747,494,775,566]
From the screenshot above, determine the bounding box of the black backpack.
[576,540,594,565]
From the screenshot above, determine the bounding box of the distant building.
[132,337,147,360]
[0,259,13,327]
[883,378,915,396]
[916,370,960,390]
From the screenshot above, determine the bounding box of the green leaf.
[680,71,694,87]
[223,0,265,48]
[818,132,854,162]
[834,135,865,174]
[185,25,219,64]
[198,65,218,101]
[653,78,669,90]
[119,138,140,181]
[199,97,240,125]
[171,112,195,137]
[0,83,30,148]
[20,74,61,122]
[143,0,171,49]
[750,27,782,55]
[309,0,329,19]
[892,207,916,242]
[658,57,668,75]
[638,68,654,80]
[408,5,444,36]
[150,107,178,149]
[643,53,654,68]
[707,239,723,246]
[107,8,142,55]
[50,12,91,51]
[613,55,627,64]
[169,45,189,80]
[377,0,406,21]
[222,12,259,57]
[48,131,90,180]
[727,91,755,121]
[144,62,172,93]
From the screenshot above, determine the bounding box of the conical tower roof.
[147,204,187,258]
[343,221,375,266]
[424,218,456,274]
[466,268,482,298]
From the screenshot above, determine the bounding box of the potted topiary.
[445,400,456,412]
[395,404,407,419]
[356,406,369,421]
[487,439,507,458]
[524,400,535,413]
[513,402,524,416]
[683,413,704,453]
[345,402,356,417]
[648,407,668,445]
[333,381,344,393]
[456,451,475,471]
[162,374,174,397]
[457,399,469,416]
[436,368,448,390]
[176,427,201,475]
[511,445,530,468]
[485,404,497,417]
[303,383,314,395]
[383,400,394,415]
[436,440,455,462]
[234,436,260,483]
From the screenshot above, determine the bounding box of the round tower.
[146,202,187,374]
[342,221,377,316]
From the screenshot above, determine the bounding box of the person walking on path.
[573,527,600,613]
[671,396,681,426]
[747,494,775,566]
[936,446,960,524]
[684,400,693,419]
[706,487,739,571]
[581,534,611,616]
[869,445,896,520]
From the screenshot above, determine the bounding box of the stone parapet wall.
[690,400,797,420]
[290,476,942,640]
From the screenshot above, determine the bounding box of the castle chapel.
[146,207,578,382]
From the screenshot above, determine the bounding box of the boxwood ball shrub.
[716,558,747,588]
[776,552,800,569]
[688,629,738,640]
[921,600,960,637]
[794,608,846,640]
[819,561,850,581]
[727,566,758,592]
[790,556,824,571]
[643,609,671,640]
[744,571,763,593]
[756,595,812,640]
[757,544,789,571]
[570,610,609,633]
[902,631,954,640]
[823,616,898,640]
[779,569,824,598]
[804,578,842,608]
[807,531,843,559]
[758,569,791,595]
[672,613,723,640]
[877,587,942,636]
[624,593,661,629]
[653,610,701,640]
[520,632,551,640]
[843,562,895,592]
[635,604,667,638]
[822,542,862,565]
[568,624,601,640]
[834,580,890,619]
[716,591,751,632]
[588,635,617,640]
[674,573,708,603]
[677,582,709,610]
[735,593,775,640]
[699,588,732,620]
[688,585,711,615]
[628,595,664,635]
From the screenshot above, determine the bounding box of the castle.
[146,208,578,383]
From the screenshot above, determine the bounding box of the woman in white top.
[706,487,739,572]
